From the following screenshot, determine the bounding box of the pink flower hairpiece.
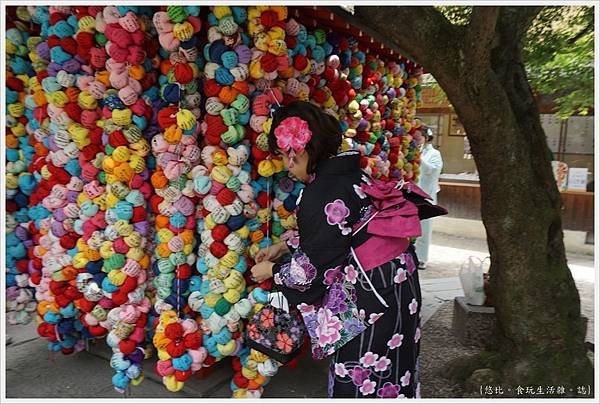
[273,116,313,168]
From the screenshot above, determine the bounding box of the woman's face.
[280,150,310,182]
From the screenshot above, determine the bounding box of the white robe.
[415,144,443,263]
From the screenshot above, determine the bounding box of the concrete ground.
[5,219,595,398]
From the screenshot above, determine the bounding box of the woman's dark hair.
[268,101,342,174]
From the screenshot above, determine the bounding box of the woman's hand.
[255,242,289,263]
[250,261,274,283]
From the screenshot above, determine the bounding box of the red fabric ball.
[372,143,381,155]
[256,192,269,209]
[59,234,78,250]
[165,322,184,340]
[89,325,107,337]
[231,356,242,371]
[37,323,56,340]
[216,188,236,206]
[173,63,194,84]
[183,332,202,350]
[120,276,138,294]
[176,264,192,280]
[204,355,217,368]
[111,290,128,306]
[47,35,61,49]
[233,373,249,389]
[55,294,71,308]
[204,114,228,139]
[323,67,336,82]
[210,242,228,258]
[49,13,65,26]
[76,32,94,51]
[136,313,148,328]
[260,53,278,73]
[293,54,308,71]
[312,88,328,104]
[15,259,28,273]
[47,164,71,184]
[78,298,96,313]
[174,369,193,382]
[251,145,269,161]
[131,206,146,223]
[157,106,179,129]
[119,339,137,355]
[285,36,297,50]
[81,144,102,162]
[60,37,78,56]
[139,71,157,90]
[108,130,129,148]
[260,10,279,29]
[64,285,81,300]
[30,272,42,286]
[63,103,82,121]
[6,76,24,91]
[211,224,230,242]
[204,79,222,97]
[357,131,370,143]
[166,340,186,358]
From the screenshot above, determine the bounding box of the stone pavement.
[5,321,330,399]
[420,277,463,325]
[5,224,595,398]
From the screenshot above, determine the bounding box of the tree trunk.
[351,6,593,396]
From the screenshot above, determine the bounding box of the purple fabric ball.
[47,136,59,152]
[133,221,149,236]
[14,226,29,241]
[66,190,78,203]
[36,41,50,59]
[126,348,145,364]
[62,58,81,73]
[53,208,67,222]
[51,220,67,237]
[47,62,61,77]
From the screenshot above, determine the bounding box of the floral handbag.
[245,292,306,364]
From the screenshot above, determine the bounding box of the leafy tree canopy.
[433,6,593,118]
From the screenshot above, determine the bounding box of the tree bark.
[352,5,593,395]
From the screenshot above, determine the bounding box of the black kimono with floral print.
[272,151,422,398]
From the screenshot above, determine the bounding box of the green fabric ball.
[97,171,106,185]
[214,298,232,316]
[95,33,107,47]
[104,254,125,271]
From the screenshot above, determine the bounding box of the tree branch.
[491,7,543,82]
[497,7,542,43]
[343,6,463,84]
[464,7,500,70]
[568,19,593,44]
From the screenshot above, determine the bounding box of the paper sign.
[567,168,589,191]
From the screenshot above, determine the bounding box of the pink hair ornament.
[273,116,313,168]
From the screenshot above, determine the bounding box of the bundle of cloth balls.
[4,5,428,398]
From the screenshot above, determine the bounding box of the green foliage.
[436,6,594,118]
[524,6,594,118]
[436,5,472,26]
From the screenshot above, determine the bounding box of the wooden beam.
[326,6,419,65]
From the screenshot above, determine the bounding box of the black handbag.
[245,292,306,364]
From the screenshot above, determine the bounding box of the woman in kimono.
[250,101,422,398]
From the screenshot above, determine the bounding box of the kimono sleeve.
[272,179,368,308]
